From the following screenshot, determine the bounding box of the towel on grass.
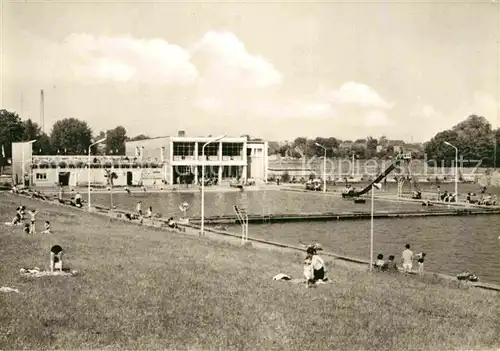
[20,267,78,278]
[0,286,20,293]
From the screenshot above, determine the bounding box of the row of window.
[172,142,244,157]
[32,163,162,169]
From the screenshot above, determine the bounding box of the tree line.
[0,109,149,169]
[268,136,425,159]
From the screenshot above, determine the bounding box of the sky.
[1,0,499,142]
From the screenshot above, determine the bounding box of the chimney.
[178,130,185,137]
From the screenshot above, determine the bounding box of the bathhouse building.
[12,133,268,187]
[125,132,269,185]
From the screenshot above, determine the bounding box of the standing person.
[136,201,142,216]
[28,209,39,234]
[416,253,426,276]
[146,206,153,219]
[401,244,414,274]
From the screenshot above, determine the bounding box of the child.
[23,223,31,234]
[310,247,327,283]
[50,245,64,272]
[28,210,39,234]
[416,252,426,275]
[374,254,385,270]
[146,206,153,219]
[136,201,142,216]
[303,248,315,288]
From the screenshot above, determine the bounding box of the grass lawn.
[0,193,499,350]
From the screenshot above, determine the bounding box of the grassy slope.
[0,194,499,351]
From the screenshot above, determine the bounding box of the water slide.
[342,154,409,198]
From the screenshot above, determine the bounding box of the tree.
[50,118,94,155]
[268,141,280,155]
[0,110,25,170]
[365,136,378,158]
[22,119,52,155]
[105,126,127,155]
[424,115,494,166]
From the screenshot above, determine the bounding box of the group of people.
[6,205,51,235]
[374,244,426,275]
[130,201,179,229]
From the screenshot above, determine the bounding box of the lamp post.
[444,141,458,202]
[370,182,382,272]
[21,140,37,187]
[88,138,106,212]
[315,142,327,193]
[201,134,226,235]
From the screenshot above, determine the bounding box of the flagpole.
[370,185,374,272]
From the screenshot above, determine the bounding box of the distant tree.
[22,119,52,155]
[365,136,378,158]
[105,126,127,155]
[267,141,280,155]
[50,118,94,155]
[0,109,25,171]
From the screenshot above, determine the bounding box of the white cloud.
[192,30,282,89]
[5,31,198,85]
[66,34,198,85]
[323,82,393,109]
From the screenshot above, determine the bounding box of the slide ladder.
[234,205,249,244]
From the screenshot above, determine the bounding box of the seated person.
[310,247,327,284]
[412,191,422,199]
[167,217,179,229]
[146,206,153,219]
[50,245,64,272]
[125,187,131,195]
[374,254,385,269]
[41,221,51,234]
[23,223,31,234]
[10,185,19,194]
[7,211,22,226]
[74,192,83,208]
[382,255,398,272]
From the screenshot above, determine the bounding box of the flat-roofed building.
[125,133,268,184]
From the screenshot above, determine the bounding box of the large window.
[173,142,195,157]
[221,142,243,157]
[197,142,219,157]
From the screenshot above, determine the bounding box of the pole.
[21,147,25,187]
[455,147,458,202]
[200,135,226,235]
[323,149,326,193]
[201,145,206,236]
[88,147,91,212]
[370,185,374,272]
